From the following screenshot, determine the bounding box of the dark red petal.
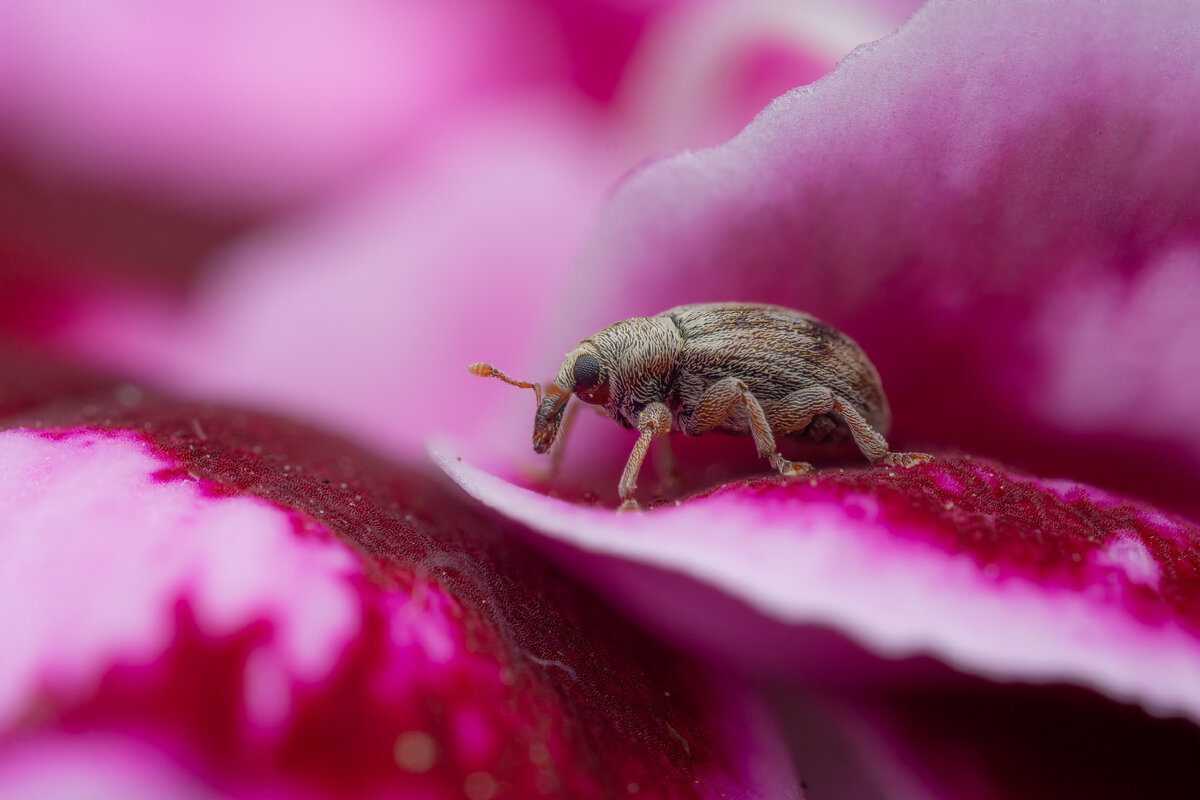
[769,679,1200,800]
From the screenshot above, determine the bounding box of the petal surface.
[0,387,799,799]
[438,451,1200,723]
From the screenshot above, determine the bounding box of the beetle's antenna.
[468,363,543,404]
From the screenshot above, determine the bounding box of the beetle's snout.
[531,384,569,454]
[532,428,555,455]
[531,406,559,454]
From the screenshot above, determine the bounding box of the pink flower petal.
[0,0,553,209]
[0,427,359,722]
[566,0,1200,518]
[0,736,228,800]
[0,388,799,798]
[619,0,922,150]
[54,110,630,464]
[437,451,1200,722]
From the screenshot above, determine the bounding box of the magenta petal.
[0,392,799,799]
[0,735,230,799]
[437,451,1200,722]
[566,0,1200,518]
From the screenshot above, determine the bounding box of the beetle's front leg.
[546,399,582,478]
[539,402,612,481]
[617,402,672,512]
[681,378,810,477]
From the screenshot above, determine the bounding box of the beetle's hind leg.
[771,387,932,469]
[680,378,813,477]
[771,387,880,459]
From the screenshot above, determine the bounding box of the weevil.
[469,303,931,511]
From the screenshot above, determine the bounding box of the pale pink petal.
[0,428,359,722]
[52,108,631,465]
[566,0,1200,518]
[0,736,228,800]
[0,0,553,210]
[0,386,799,799]
[0,0,829,213]
[0,0,905,304]
[621,0,923,150]
[437,451,1200,723]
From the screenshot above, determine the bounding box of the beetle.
[469,302,931,510]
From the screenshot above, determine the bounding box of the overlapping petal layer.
[0,385,798,799]
[439,452,1200,725]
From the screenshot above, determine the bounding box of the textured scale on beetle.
[469,303,932,511]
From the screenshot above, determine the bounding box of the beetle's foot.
[617,497,642,513]
[880,451,934,468]
[771,454,814,477]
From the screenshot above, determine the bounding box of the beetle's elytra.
[469,302,931,511]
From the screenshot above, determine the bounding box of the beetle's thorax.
[568,315,682,428]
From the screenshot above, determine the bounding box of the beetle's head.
[529,346,613,453]
[565,348,611,407]
[467,361,571,455]
[468,345,614,455]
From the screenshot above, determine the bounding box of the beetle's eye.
[573,354,602,390]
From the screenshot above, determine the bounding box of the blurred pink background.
[0,0,922,465]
